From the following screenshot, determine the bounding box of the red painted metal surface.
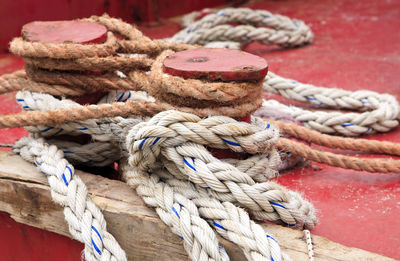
[243,1,400,259]
[163,48,268,81]
[0,212,82,261]
[0,0,400,260]
[22,21,107,44]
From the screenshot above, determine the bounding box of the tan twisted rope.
[0,99,260,128]
[269,119,400,157]
[0,70,86,96]
[148,50,263,107]
[2,14,400,175]
[11,31,118,58]
[25,65,139,92]
[23,55,152,71]
[277,137,400,173]
[2,100,400,173]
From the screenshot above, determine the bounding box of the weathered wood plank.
[0,150,393,261]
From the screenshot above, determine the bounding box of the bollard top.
[163,48,268,81]
[22,20,107,44]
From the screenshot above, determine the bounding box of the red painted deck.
[0,0,399,260]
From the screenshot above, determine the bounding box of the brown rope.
[148,51,263,107]
[0,70,86,96]
[11,32,118,58]
[25,65,139,92]
[23,55,152,71]
[2,14,400,174]
[0,99,260,128]
[277,137,400,173]
[269,119,400,157]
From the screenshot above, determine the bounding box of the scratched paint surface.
[243,1,400,259]
[0,0,399,259]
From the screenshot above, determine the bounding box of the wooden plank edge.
[0,150,394,261]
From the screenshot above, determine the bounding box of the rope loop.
[1,7,400,261]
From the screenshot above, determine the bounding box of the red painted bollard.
[22,21,107,44]
[22,20,109,104]
[163,48,268,82]
[163,48,268,159]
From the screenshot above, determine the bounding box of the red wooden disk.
[22,20,107,44]
[163,48,268,81]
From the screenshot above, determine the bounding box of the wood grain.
[0,150,393,261]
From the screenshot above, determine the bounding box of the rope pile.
[0,7,399,261]
[172,8,400,137]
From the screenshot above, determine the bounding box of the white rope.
[48,139,121,166]
[172,8,313,47]
[263,73,400,136]
[122,160,291,261]
[13,135,127,261]
[304,229,315,261]
[16,90,147,141]
[176,8,400,136]
[126,110,317,228]
[13,89,321,260]
[20,90,317,226]
[7,7,355,261]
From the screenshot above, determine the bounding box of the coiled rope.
[0,7,399,261]
[172,8,400,137]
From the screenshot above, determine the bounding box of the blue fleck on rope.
[53,128,64,136]
[266,234,277,243]
[61,173,69,186]
[270,201,286,209]
[171,205,184,239]
[172,206,181,219]
[91,239,102,255]
[138,137,149,150]
[151,137,160,147]
[41,126,53,133]
[221,138,240,146]
[342,123,354,127]
[117,92,125,102]
[92,225,103,242]
[212,221,227,231]
[183,157,196,171]
[61,165,73,186]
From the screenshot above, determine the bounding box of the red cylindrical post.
[23,20,109,105]
[162,48,268,159]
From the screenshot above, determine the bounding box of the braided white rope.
[263,73,400,136]
[13,87,322,260]
[176,8,400,136]
[48,140,121,166]
[172,8,313,47]
[17,90,317,227]
[121,160,231,261]
[8,7,346,260]
[16,90,147,141]
[13,135,127,261]
[122,161,291,261]
[126,110,317,229]
[17,122,231,260]
[17,90,301,173]
[304,229,314,261]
